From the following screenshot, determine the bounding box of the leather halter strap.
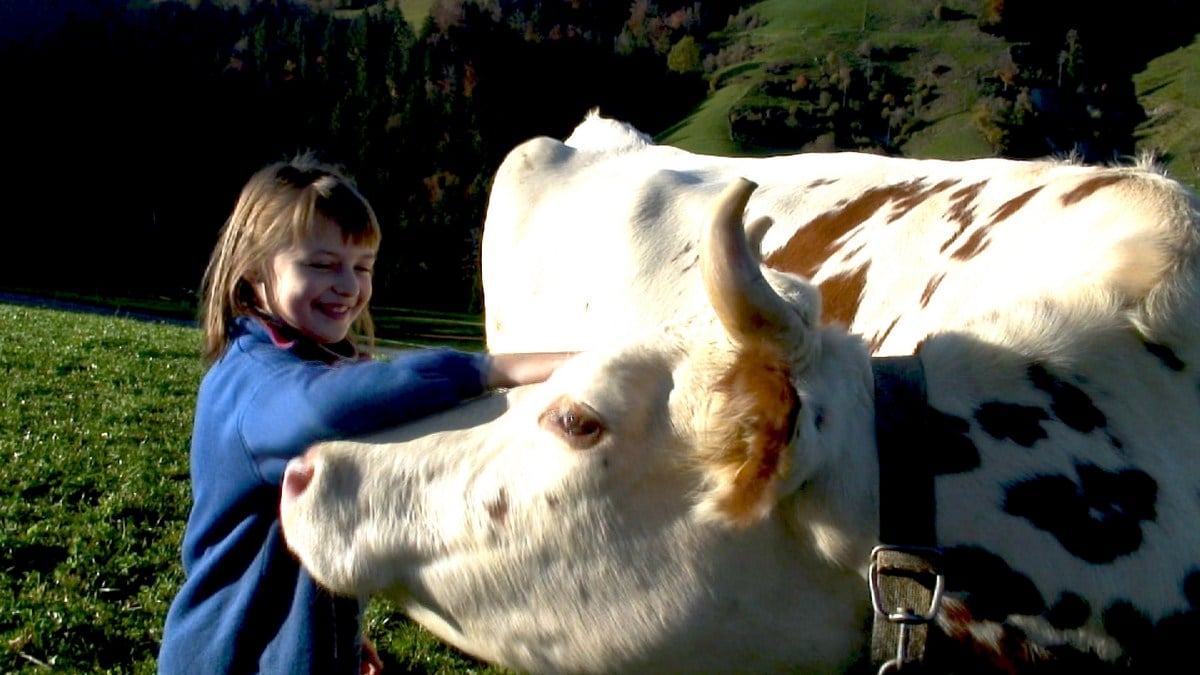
[872,356,936,545]
[868,356,944,673]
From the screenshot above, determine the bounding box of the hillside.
[397,0,433,26]
[658,0,1200,190]
[1134,35,1200,190]
[660,0,1007,158]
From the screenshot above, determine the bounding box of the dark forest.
[3,0,1196,313]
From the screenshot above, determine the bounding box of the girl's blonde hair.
[198,153,382,365]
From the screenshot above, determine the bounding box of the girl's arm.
[240,349,574,486]
[241,348,489,484]
[485,352,576,388]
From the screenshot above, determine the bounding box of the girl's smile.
[259,215,377,344]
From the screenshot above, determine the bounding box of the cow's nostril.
[282,456,315,503]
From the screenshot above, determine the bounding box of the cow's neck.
[779,328,880,568]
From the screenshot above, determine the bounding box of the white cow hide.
[281,117,1200,674]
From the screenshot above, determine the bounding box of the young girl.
[158,154,571,674]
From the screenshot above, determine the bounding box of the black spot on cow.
[1003,463,1158,563]
[926,407,980,474]
[941,545,1046,622]
[975,402,1050,446]
[1143,609,1200,673]
[1102,600,1153,653]
[1183,569,1200,607]
[1045,591,1091,629]
[1101,579,1200,673]
[1143,341,1186,371]
[1027,364,1107,433]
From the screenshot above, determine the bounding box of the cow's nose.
[282,456,314,505]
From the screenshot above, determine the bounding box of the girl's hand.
[486,352,576,389]
[361,636,384,675]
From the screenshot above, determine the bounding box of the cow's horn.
[701,178,801,346]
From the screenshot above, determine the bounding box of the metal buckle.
[869,545,944,673]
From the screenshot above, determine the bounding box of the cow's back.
[482,113,1200,359]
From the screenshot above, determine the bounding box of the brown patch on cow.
[946,181,986,227]
[765,184,913,277]
[920,273,945,308]
[806,178,838,189]
[817,264,870,327]
[915,336,931,356]
[989,186,1044,225]
[937,597,1023,673]
[949,223,993,260]
[669,241,694,263]
[935,182,986,255]
[1060,174,1126,206]
[888,178,962,223]
[700,338,799,527]
[485,488,510,524]
[936,596,1055,674]
[867,316,901,354]
[939,228,963,254]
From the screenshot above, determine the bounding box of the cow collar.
[867,356,945,673]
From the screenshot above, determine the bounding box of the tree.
[667,34,702,74]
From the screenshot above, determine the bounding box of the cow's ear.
[697,338,799,527]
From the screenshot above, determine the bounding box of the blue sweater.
[159,317,489,674]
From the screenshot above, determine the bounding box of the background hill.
[656,0,1200,192]
[1134,36,1200,187]
[1,0,1197,317]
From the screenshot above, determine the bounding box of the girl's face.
[258,215,377,344]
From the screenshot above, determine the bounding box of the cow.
[279,129,1200,672]
[484,110,1194,358]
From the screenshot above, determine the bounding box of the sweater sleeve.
[240,348,491,486]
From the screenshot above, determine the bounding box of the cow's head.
[280,180,879,673]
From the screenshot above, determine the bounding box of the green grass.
[661,0,1012,158]
[0,303,497,673]
[1134,34,1200,191]
[372,305,485,351]
[398,0,434,27]
[1,305,197,672]
[0,286,486,351]
[663,0,1200,171]
[330,1,431,31]
[658,79,758,155]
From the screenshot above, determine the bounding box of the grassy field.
[0,303,498,673]
[0,287,486,351]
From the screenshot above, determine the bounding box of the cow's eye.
[539,397,604,449]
